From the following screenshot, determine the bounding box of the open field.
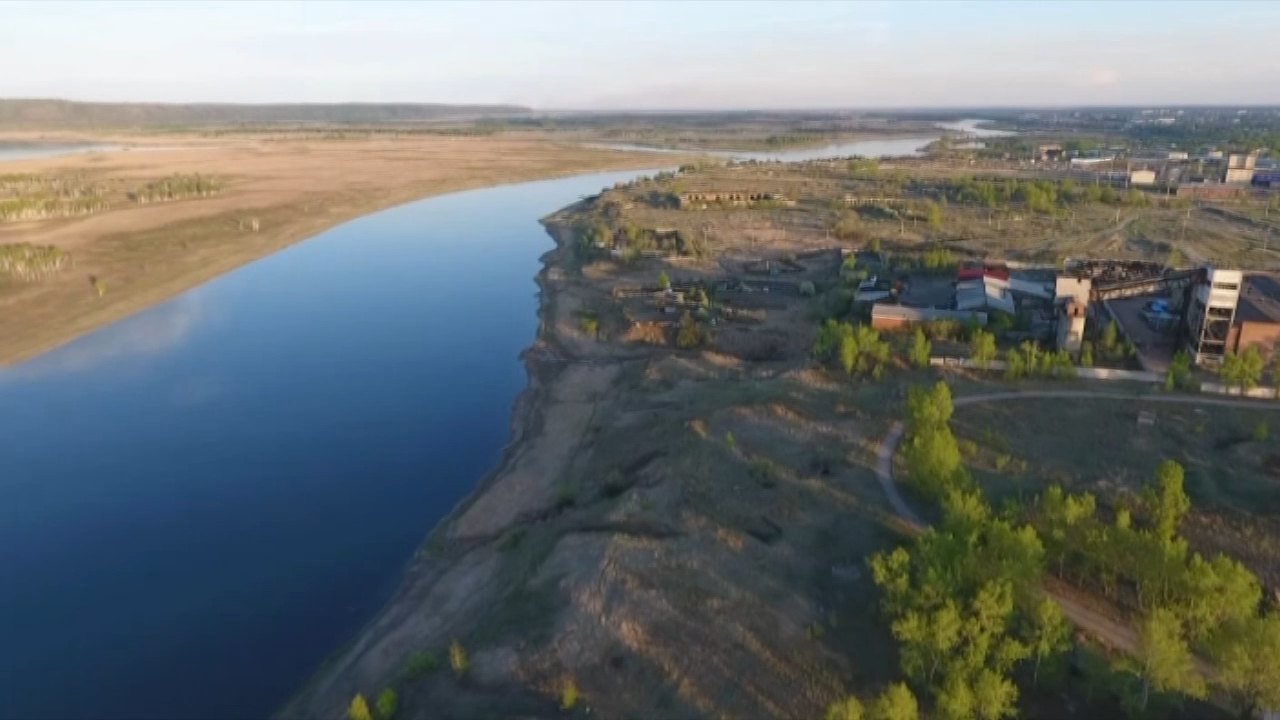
[0,134,691,367]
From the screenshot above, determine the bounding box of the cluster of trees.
[130,174,220,204]
[1095,319,1137,364]
[677,310,707,349]
[0,243,69,281]
[823,682,920,720]
[1220,345,1267,394]
[888,380,1280,717]
[1031,463,1280,715]
[1003,341,1075,381]
[939,176,1148,216]
[875,384,1066,718]
[847,157,880,177]
[347,688,397,720]
[813,320,891,378]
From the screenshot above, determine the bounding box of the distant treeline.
[0,99,532,130]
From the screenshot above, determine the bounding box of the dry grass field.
[0,133,683,367]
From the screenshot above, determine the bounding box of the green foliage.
[92,276,107,298]
[814,320,890,378]
[131,173,220,204]
[1026,596,1071,687]
[375,688,398,720]
[832,211,863,240]
[448,640,469,677]
[560,679,580,711]
[925,201,943,229]
[908,328,931,368]
[969,329,996,367]
[554,481,578,510]
[657,270,670,290]
[848,156,880,176]
[348,694,373,720]
[1005,341,1074,381]
[0,243,70,280]
[799,280,816,297]
[1165,350,1194,391]
[577,310,599,338]
[724,431,736,450]
[824,696,865,720]
[1129,607,1206,711]
[905,381,953,436]
[1254,420,1269,442]
[1221,345,1265,393]
[1206,612,1280,717]
[871,682,918,720]
[401,650,441,681]
[1099,319,1119,354]
[676,311,706,349]
[1079,340,1094,367]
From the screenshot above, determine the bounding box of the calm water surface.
[0,170,653,719]
[0,126,1013,719]
[0,142,120,162]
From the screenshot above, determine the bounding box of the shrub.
[554,481,578,510]
[560,680,580,711]
[375,688,398,720]
[1254,421,1269,442]
[799,280,816,297]
[449,640,469,677]
[657,270,670,290]
[677,311,705,349]
[578,310,599,338]
[401,651,441,681]
[348,694,373,720]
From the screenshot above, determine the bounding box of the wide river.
[0,123,1002,719]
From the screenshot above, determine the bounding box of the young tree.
[892,602,963,684]
[970,329,997,367]
[1146,460,1190,546]
[677,311,704,349]
[1079,341,1094,368]
[1100,319,1118,355]
[449,640,469,677]
[348,694,373,720]
[824,695,865,720]
[657,270,670,290]
[906,381,954,434]
[1026,596,1071,687]
[926,201,943,230]
[872,683,918,720]
[908,327,932,368]
[1132,607,1206,712]
[971,668,1019,720]
[375,688,398,720]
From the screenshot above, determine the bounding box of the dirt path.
[873,388,1280,655]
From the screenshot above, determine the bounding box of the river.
[0,127,1002,719]
[0,142,120,162]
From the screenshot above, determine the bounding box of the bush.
[449,640,469,677]
[375,688,398,720]
[348,694,373,720]
[799,280,816,297]
[560,680,580,710]
[677,311,705,349]
[578,310,599,338]
[401,651,441,681]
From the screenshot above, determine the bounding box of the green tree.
[1146,460,1190,546]
[449,640,469,677]
[909,327,932,368]
[1100,319,1118,354]
[375,688,398,720]
[970,329,997,367]
[1026,596,1071,687]
[926,201,943,229]
[677,311,704,349]
[560,680,581,710]
[1132,607,1206,712]
[657,270,670,290]
[1207,613,1280,719]
[892,602,963,684]
[971,667,1019,720]
[906,381,954,434]
[824,695,865,720]
[348,694,373,720]
[1079,341,1094,367]
[1221,347,1264,394]
[872,683,918,720]
[1166,350,1193,391]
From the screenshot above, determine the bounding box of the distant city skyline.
[2,0,1277,109]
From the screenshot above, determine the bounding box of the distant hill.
[0,99,533,129]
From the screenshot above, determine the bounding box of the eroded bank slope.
[281,201,912,719]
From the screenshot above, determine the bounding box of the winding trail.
[872,388,1280,656]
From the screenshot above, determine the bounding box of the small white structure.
[1130,169,1157,186]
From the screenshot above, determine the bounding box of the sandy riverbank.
[0,134,686,368]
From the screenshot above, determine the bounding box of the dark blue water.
[0,169,656,720]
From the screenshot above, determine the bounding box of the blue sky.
[1,0,1277,108]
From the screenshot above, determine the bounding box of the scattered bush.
[449,640,469,677]
[560,680,580,711]
[375,688,398,720]
[348,694,373,720]
[401,650,441,681]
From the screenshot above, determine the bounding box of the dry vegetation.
[0,134,685,367]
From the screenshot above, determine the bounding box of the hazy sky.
[2,0,1277,109]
